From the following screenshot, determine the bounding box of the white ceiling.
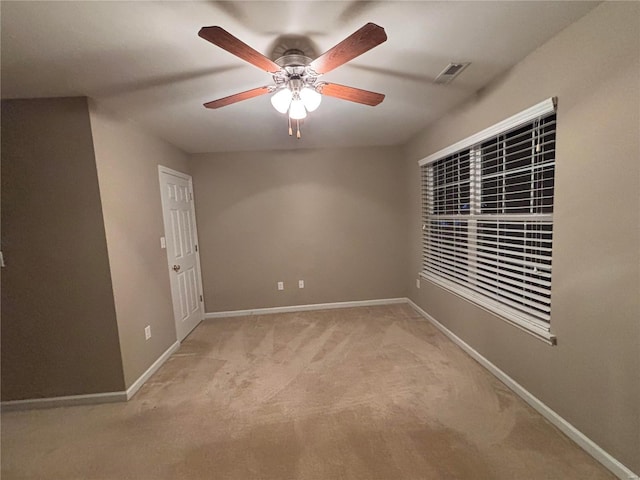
[1,1,597,153]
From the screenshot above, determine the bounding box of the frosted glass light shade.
[271,88,293,114]
[300,87,322,112]
[289,98,307,119]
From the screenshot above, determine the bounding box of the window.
[420,98,557,343]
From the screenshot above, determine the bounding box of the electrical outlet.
[298,280,304,289]
[416,278,421,289]
[277,281,284,291]
[145,325,151,340]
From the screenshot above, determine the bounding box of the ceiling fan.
[198,23,387,138]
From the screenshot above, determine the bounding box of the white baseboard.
[0,391,127,412]
[125,340,180,400]
[1,341,181,411]
[205,297,407,319]
[406,298,639,480]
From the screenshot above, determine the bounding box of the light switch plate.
[160,237,166,249]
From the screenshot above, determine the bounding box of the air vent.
[434,62,470,84]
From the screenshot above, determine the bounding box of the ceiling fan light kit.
[288,97,307,120]
[270,88,293,113]
[300,88,322,112]
[198,23,388,139]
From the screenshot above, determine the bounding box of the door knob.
[172,264,181,272]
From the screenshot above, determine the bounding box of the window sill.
[419,272,557,345]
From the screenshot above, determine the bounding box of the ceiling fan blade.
[199,26,281,74]
[309,23,387,75]
[318,83,385,106]
[204,86,271,109]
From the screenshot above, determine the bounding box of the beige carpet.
[1,304,614,479]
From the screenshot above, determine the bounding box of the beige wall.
[404,2,639,472]
[88,102,190,388]
[1,97,125,400]
[190,147,408,312]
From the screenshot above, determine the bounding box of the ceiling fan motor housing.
[275,49,311,67]
[274,50,319,91]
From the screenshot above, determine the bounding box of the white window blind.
[420,99,557,342]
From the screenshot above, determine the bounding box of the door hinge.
[188,191,193,201]
[195,244,198,252]
[200,295,203,302]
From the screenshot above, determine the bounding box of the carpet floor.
[1,304,615,479]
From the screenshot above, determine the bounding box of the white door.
[158,166,205,341]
